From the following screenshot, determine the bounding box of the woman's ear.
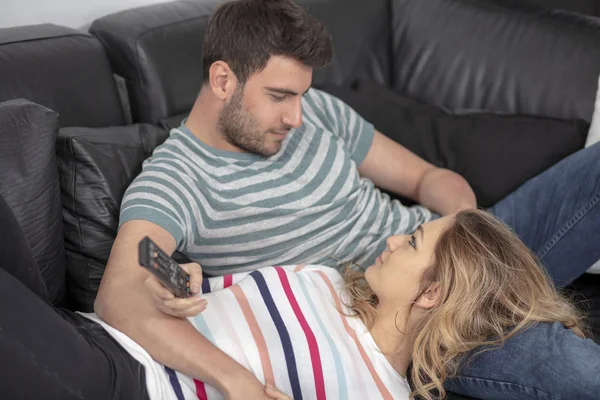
[415,282,441,310]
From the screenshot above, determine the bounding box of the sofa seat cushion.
[318,80,588,208]
[0,99,66,305]
[56,124,169,311]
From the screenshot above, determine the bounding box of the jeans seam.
[0,328,86,399]
[538,191,600,261]
[450,375,555,399]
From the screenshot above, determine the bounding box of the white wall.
[1,0,176,30]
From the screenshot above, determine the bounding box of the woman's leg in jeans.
[445,322,600,400]
[489,141,600,287]
[0,269,149,399]
[447,143,600,398]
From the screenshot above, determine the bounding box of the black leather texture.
[90,1,219,125]
[56,124,169,311]
[391,0,600,122]
[90,0,391,124]
[0,99,66,305]
[319,80,588,208]
[518,0,600,16]
[0,24,125,128]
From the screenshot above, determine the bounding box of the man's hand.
[144,262,207,318]
[417,168,477,215]
[223,369,291,400]
[264,384,292,400]
[358,130,477,215]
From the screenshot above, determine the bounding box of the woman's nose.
[386,236,401,251]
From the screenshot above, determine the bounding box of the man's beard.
[217,86,285,158]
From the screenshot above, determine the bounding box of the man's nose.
[283,101,303,129]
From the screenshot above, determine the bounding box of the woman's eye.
[409,235,417,249]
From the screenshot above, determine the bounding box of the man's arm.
[358,129,476,215]
[95,220,264,398]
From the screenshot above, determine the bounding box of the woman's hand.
[144,262,207,317]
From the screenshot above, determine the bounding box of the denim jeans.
[447,142,600,399]
[489,141,600,287]
[445,322,600,399]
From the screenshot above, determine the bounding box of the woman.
[85,209,594,399]
[344,209,589,399]
[1,193,598,399]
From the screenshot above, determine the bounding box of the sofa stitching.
[68,137,94,307]
[1,31,93,47]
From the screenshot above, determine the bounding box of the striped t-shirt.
[84,265,411,399]
[120,88,434,275]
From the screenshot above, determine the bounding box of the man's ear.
[208,61,237,100]
[415,282,441,310]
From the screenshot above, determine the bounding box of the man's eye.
[270,95,286,102]
[409,235,417,249]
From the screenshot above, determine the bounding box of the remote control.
[138,236,191,298]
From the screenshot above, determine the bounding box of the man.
[96,0,600,398]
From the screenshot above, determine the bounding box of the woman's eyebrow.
[416,225,424,244]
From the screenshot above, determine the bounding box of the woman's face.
[365,215,454,309]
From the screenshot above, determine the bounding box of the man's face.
[216,56,312,157]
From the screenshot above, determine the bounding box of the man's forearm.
[95,285,244,394]
[416,168,476,215]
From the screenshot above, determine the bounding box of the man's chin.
[263,143,282,157]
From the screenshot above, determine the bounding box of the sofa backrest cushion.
[90,0,391,124]
[56,124,169,311]
[0,99,67,305]
[318,80,588,208]
[0,24,125,127]
[391,0,600,122]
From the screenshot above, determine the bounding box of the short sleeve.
[119,163,187,248]
[302,88,375,165]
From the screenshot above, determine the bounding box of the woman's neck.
[368,311,415,377]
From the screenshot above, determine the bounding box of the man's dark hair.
[202,0,333,84]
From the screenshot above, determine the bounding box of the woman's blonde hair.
[342,209,586,400]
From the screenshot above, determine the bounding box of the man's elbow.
[93,284,127,325]
[93,289,111,321]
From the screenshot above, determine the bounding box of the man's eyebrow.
[265,87,311,96]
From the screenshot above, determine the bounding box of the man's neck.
[184,88,242,153]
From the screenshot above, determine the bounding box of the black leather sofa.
[1,1,599,398]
